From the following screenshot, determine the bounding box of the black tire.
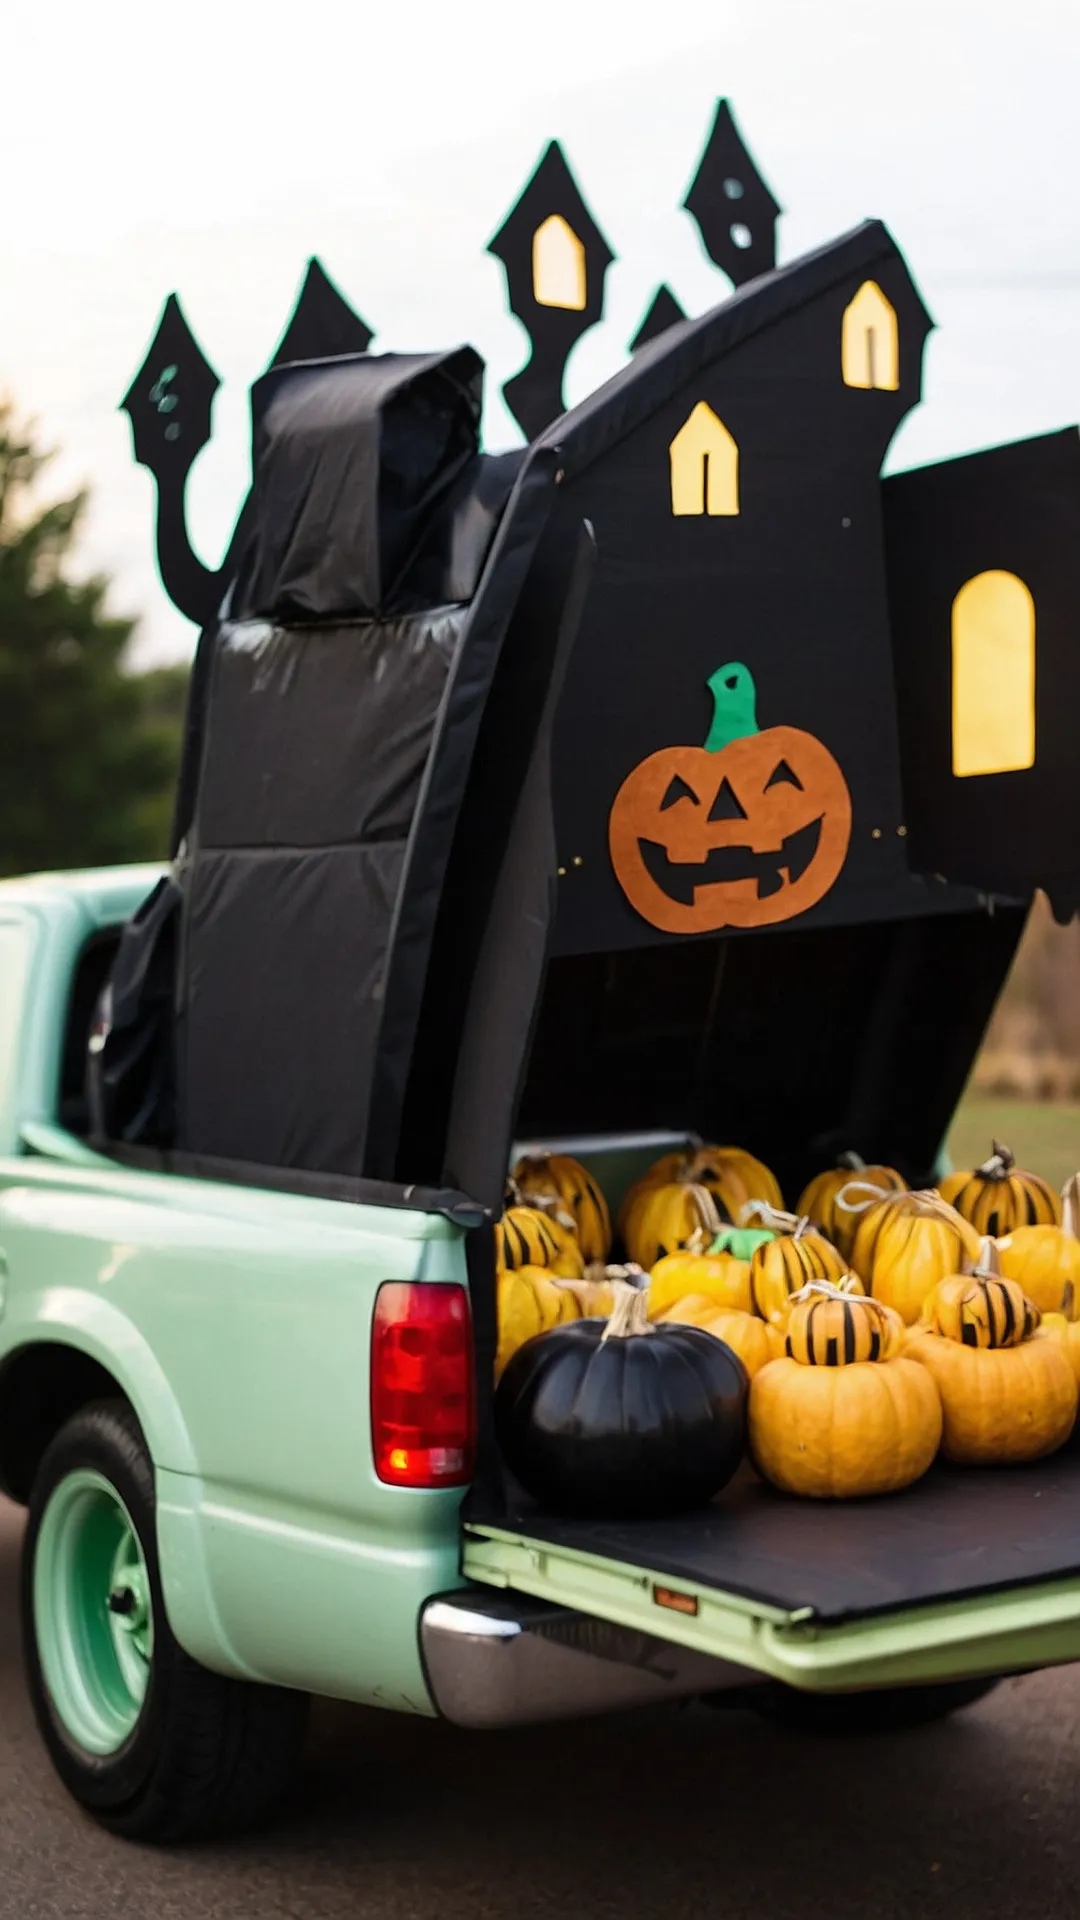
[21,1398,309,1842]
[747,1675,1000,1735]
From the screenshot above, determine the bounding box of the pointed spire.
[267,257,374,369]
[488,140,615,439]
[630,284,688,353]
[120,293,220,480]
[682,99,781,288]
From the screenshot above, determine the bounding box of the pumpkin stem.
[1062,1174,1080,1241]
[976,1140,1015,1180]
[703,662,759,752]
[601,1282,653,1341]
[834,1178,892,1218]
[674,1181,725,1238]
[972,1235,1002,1279]
[740,1200,798,1234]
[518,1188,577,1234]
[603,1263,647,1287]
[837,1150,867,1171]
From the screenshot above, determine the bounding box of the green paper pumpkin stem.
[705,662,759,752]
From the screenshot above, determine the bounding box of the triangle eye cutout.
[708,777,749,822]
[660,775,701,810]
[765,759,804,792]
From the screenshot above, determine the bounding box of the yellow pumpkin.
[495,1265,581,1380]
[939,1139,1060,1235]
[796,1159,908,1260]
[1040,1304,1080,1387]
[495,1204,585,1278]
[656,1297,783,1377]
[996,1173,1080,1314]
[920,1272,1038,1350]
[647,1247,753,1320]
[622,1181,727,1272]
[512,1152,613,1263]
[906,1325,1076,1465]
[749,1286,942,1499]
[746,1209,847,1325]
[618,1144,782,1240]
[850,1189,982,1325]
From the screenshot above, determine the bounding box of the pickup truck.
[2,860,1078,1844]
[9,217,1080,1845]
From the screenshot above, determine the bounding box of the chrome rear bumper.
[419,1586,760,1729]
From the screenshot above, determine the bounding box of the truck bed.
[463,1446,1080,1691]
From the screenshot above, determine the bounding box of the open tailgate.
[463,1453,1080,1693]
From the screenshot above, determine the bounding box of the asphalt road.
[2,1495,1079,1920]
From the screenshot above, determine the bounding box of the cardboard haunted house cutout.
[98,103,1080,1216]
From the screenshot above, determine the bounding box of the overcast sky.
[3,0,1078,664]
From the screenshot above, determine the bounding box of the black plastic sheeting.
[468,1443,1080,1624]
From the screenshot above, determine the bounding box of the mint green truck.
[0,863,1078,1846]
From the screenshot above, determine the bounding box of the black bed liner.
[467,1444,1080,1626]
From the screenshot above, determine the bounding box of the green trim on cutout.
[34,1468,152,1755]
[462,1523,1080,1693]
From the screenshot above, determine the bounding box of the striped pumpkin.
[796,1159,907,1260]
[495,1204,585,1278]
[920,1274,1039,1351]
[513,1152,612,1263]
[851,1189,981,1326]
[785,1284,904,1365]
[622,1182,726,1272]
[747,1210,847,1325]
[495,1265,582,1380]
[939,1140,1060,1236]
[618,1144,781,1242]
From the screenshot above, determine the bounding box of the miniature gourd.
[749,1282,942,1499]
[907,1265,1077,1465]
[849,1187,982,1325]
[655,1297,783,1376]
[796,1154,907,1259]
[512,1151,612,1263]
[996,1173,1080,1314]
[744,1206,847,1324]
[939,1139,1060,1235]
[495,1283,747,1518]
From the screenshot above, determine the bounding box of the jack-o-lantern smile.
[609,664,852,935]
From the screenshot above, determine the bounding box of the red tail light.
[371,1283,476,1488]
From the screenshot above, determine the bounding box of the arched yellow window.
[669,402,739,516]
[841,281,899,391]
[532,215,587,310]
[952,570,1036,777]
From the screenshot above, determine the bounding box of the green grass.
[948,1094,1080,1191]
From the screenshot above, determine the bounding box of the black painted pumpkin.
[494,1284,747,1518]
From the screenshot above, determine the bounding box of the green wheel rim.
[33,1468,154,1756]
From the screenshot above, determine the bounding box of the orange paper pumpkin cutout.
[608,664,852,935]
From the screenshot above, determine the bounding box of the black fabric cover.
[243,348,484,622]
[174,348,569,1184]
[884,428,1080,921]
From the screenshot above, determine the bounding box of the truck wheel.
[21,1398,309,1841]
[748,1675,1000,1734]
